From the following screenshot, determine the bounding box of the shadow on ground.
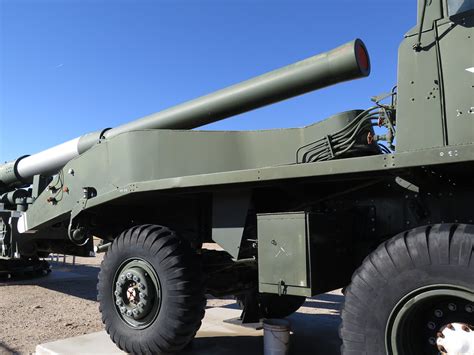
[0,341,20,354]
[0,262,100,302]
[182,313,341,355]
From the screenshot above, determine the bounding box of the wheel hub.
[386,286,474,354]
[436,322,474,354]
[113,259,161,328]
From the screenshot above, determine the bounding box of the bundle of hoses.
[297,107,384,164]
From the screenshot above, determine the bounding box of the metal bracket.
[212,190,251,259]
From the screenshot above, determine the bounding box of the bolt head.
[114,291,120,297]
[465,305,473,313]
[448,303,457,311]
[116,299,123,306]
[434,309,443,318]
[137,302,143,308]
[427,322,436,330]
[139,283,146,290]
[428,337,436,345]
[132,309,139,316]
[126,273,132,280]
[120,275,126,281]
[133,275,140,282]
[120,307,126,314]
[127,310,133,316]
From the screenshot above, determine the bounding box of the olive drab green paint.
[0,0,473,300]
[396,0,474,151]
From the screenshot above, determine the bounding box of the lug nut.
[438,345,447,353]
[133,275,140,282]
[137,302,143,308]
[114,291,120,297]
[139,283,145,290]
[427,322,436,330]
[127,310,133,316]
[120,307,126,314]
[126,273,132,280]
[120,275,126,281]
[434,309,443,318]
[116,299,123,306]
[428,337,436,345]
[448,303,457,311]
[465,305,473,313]
[132,309,139,316]
[139,293,146,299]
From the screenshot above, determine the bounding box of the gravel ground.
[0,248,342,355]
[0,255,104,355]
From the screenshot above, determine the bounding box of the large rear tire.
[340,224,474,355]
[97,225,205,354]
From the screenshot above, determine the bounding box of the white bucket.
[263,319,291,355]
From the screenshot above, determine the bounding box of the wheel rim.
[113,258,162,329]
[386,285,474,354]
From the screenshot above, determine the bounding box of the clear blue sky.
[0,0,417,162]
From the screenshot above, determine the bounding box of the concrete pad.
[37,301,341,355]
[36,331,125,355]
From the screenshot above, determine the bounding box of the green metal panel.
[22,135,474,232]
[416,0,444,32]
[437,19,474,145]
[212,190,251,259]
[396,29,446,152]
[257,212,311,297]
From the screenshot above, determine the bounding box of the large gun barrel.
[0,39,370,191]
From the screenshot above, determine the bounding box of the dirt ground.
[0,251,342,355]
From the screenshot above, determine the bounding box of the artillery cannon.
[0,39,370,191]
[1,0,474,353]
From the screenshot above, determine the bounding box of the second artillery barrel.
[105,39,370,138]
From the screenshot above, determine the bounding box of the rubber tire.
[340,224,474,354]
[259,294,306,318]
[97,225,205,354]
